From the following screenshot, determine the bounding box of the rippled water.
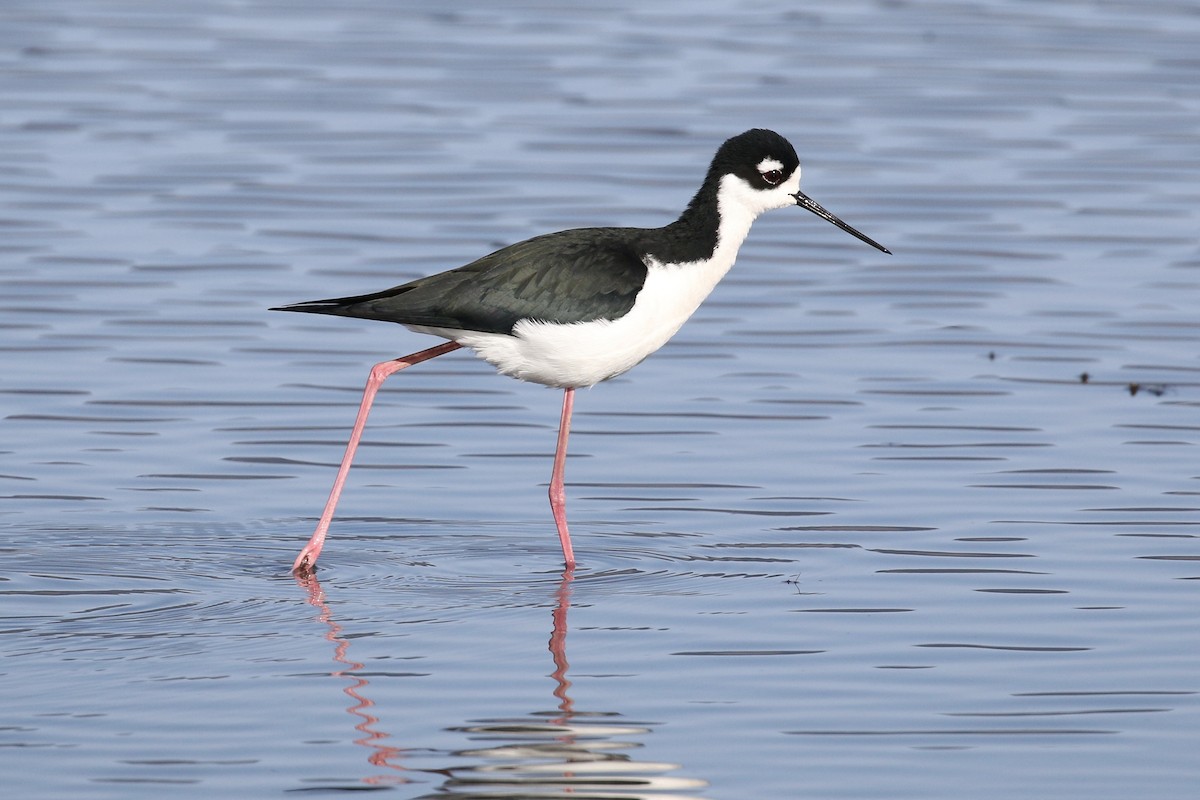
[2,1,1198,797]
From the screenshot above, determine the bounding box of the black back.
[274,227,649,335]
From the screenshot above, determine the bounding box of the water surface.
[2,1,1198,798]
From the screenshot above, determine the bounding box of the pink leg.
[292,341,462,573]
[549,387,577,568]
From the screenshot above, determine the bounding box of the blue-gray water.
[2,1,1198,797]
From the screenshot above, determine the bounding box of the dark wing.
[271,228,649,335]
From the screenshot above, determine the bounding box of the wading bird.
[274,129,889,572]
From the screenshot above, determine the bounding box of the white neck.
[713,173,762,262]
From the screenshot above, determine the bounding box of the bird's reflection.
[297,569,709,798]
[296,571,410,785]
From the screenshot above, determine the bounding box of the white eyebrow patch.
[756,157,784,172]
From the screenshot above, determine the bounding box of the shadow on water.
[295,569,709,798]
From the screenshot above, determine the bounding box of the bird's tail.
[270,284,416,319]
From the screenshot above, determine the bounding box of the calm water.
[2,1,1198,797]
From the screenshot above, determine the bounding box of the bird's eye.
[761,169,783,186]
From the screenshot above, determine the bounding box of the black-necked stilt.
[274,129,889,573]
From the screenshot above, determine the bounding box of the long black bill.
[792,190,891,254]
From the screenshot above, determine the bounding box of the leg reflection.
[296,569,709,797]
[296,571,411,785]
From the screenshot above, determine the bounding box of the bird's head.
[715,128,890,254]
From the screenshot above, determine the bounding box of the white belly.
[414,256,736,389]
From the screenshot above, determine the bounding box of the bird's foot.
[291,546,320,575]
